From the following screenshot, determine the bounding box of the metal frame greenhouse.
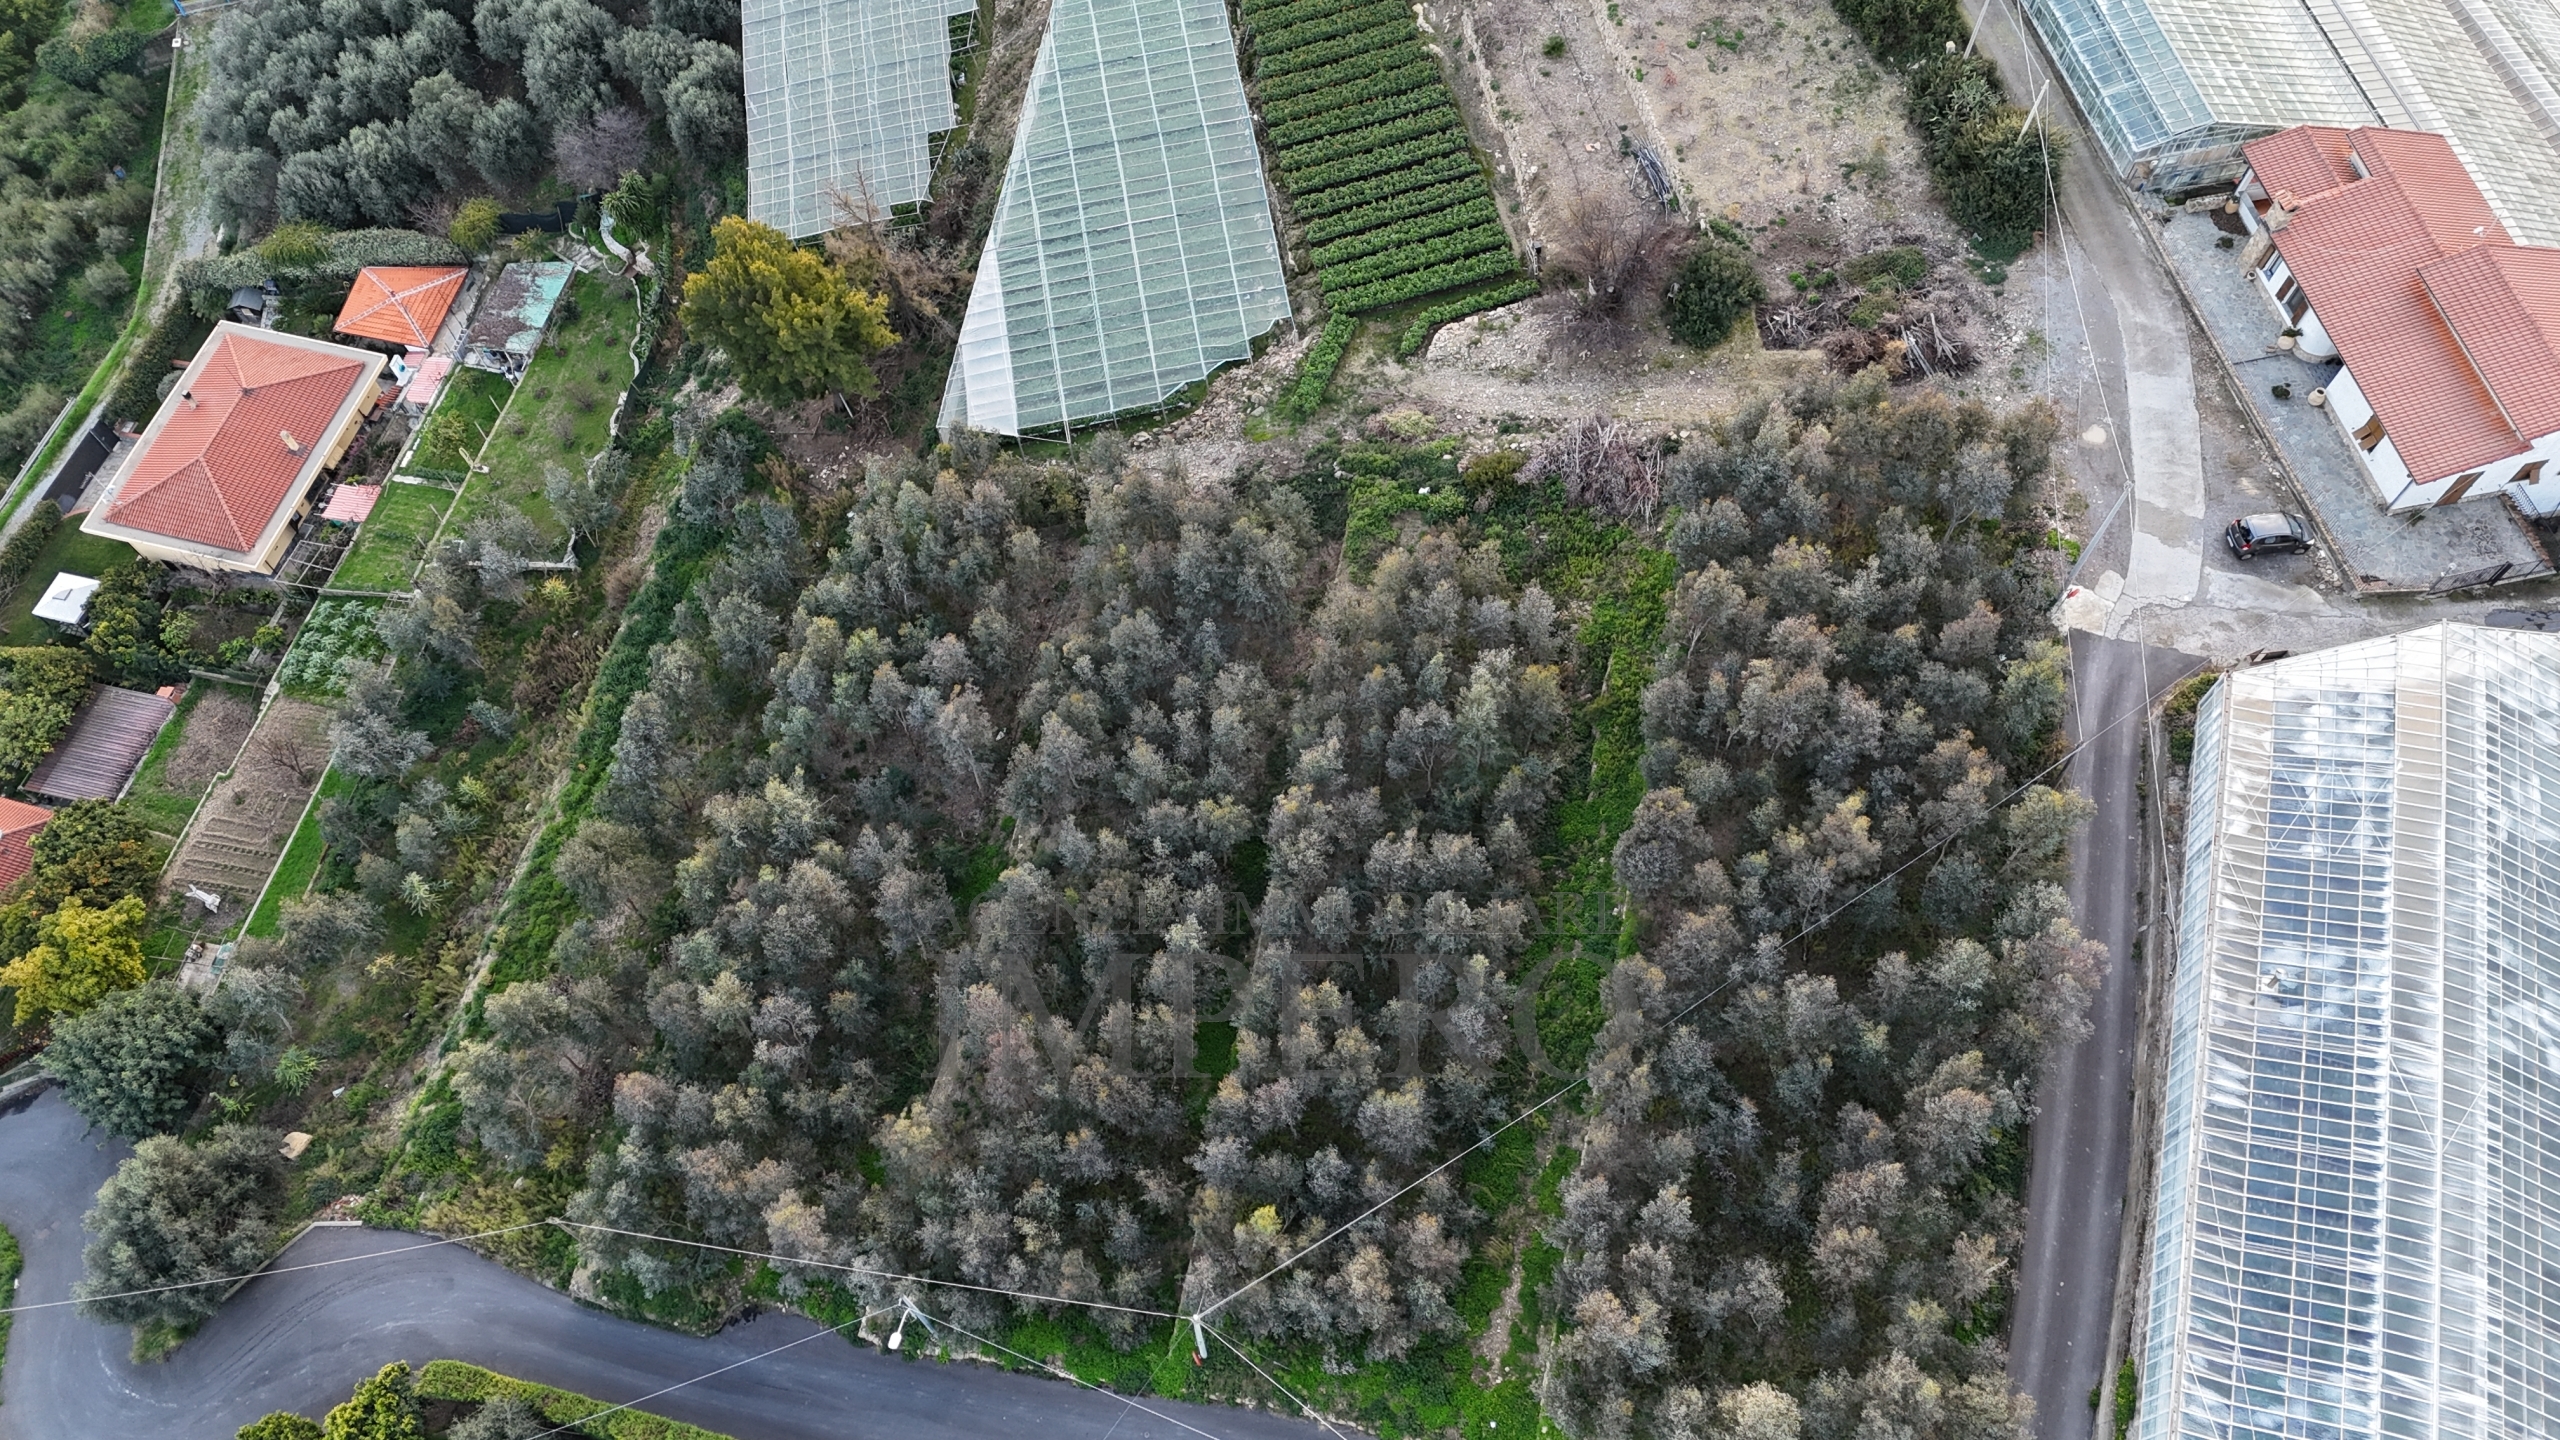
[2141,622,2560,1440]
[938,0,1289,438]
[745,0,978,239]
[2020,0,2560,235]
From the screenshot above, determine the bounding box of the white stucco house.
[2232,125,2560,515]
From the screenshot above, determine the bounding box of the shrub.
[1329,249,1518,312]
[1394,276,1540,355]
[1261,59,1439,128]
[1305,178,1489,245]
[1665,237,1766,348]
[1311,197,1500,268]
[74,257,133,309]
[1255,15,1420,77]
[1319,224,1511,296]
[44,981,219,1140]
[1254,41,1430,104]
[1843,245,1929,288]
[1282,129,1468,194]
[35,27,148,89]
[0,502,62,600]
[1295,152,1481,217]
[449,198,501,254]
[1267,87,1449,150]
[1276,312,1358,419]
[1543,35,1567,56]
[1279,107,1463,174]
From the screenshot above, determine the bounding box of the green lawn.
[245,768,344,940]
[123,681,212,837]
[328,481,454,593]
[0,514,138,646]
[455,272,639,547]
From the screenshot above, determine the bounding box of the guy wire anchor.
[1191,1314,1208,1366]
[887,1296,938,1353]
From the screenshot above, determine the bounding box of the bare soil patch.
[158,685,256,794]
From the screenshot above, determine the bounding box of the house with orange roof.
[0,797,51,892]
[82,324,389,573]
[332,266,468,350]
[2235,126,2560,514]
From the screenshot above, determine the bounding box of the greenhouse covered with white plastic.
[937,0,1289,438]
[744,0,977,239]
[2020,0,2560,236]
[2141,622,2560,1439]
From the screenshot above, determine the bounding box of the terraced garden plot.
[328,481,455,593]
[160,698,333,935]
[1240,0,1534,403]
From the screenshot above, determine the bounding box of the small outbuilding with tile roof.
[82,324,388,573]
[333,266,467,349]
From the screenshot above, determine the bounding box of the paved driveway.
[0,1088,1331,1440]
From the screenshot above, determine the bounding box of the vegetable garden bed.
[1241,0,1532,406]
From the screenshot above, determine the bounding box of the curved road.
[0,1088,1330,1440]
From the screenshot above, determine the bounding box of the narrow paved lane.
[0,1088,1329,1440]
[2010,635,2198,1440]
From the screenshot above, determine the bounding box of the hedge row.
[1262,59,1440,127]
[417,1361,736,1440]
[1320,224,1510,296]
[1311,196,1500,267]
[1330,250,1521,317]
[1394,277,1541,355]
[1332,250,1520,313]
[1255,0,1410,58]
[1255,39,1429,103]
[1257,17,1420,78]
[1243,0,1373,24]
[1279,107,1464,176]
[1287,131,1469,195]
[1304,179,1486,245]
[0,501,61,605]
[1275,312,1359,419]
[1267,84,1448,149]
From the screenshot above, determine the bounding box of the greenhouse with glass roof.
[2021,0,2560,241]
[744,0,976,239]
[2139,622,2560,1440]
[937,0,1289,438]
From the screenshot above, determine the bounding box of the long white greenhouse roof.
[2023,0,2560,242]
[744,0,975,239]
[2140,622,2560,1440]
[938,0,1289,437]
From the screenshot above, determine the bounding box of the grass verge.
[416,1360,737,1440]
[244,769,343,939]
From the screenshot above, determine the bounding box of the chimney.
[280,429,302,455]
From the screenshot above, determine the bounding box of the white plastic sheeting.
[2022,0,2560,240]
[745,0,976,240]
[938,0,1289,437]
[2142,622,2560,1440]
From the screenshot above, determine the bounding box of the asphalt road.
[0,1087,1330,1440]
[2008,634,2198,1440]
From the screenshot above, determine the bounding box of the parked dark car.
[2225,512,2311,559]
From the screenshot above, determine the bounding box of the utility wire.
[918,1305,1238,1440]
[549,1219,1182,1319]
[0,1220,554,1316]
[1198,571,2187,1321]
[1203,1322,1355,1440]
[512,1302,896,1440]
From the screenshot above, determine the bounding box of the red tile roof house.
[2232,126,2560,515]
[82,324,392,573]
[0,798,49,891]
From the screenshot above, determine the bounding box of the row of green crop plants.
[1245,0,1533,412]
